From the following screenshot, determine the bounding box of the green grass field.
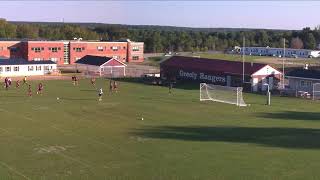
[192,53,263,62]
[142,57,166,67]
[1,79,320,179]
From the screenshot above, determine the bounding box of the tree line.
[1,19,320,53]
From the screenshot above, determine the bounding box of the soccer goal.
[313,83,320,100]
[200,83,247,106]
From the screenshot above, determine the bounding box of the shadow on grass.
[258,111,320,121]
[131,126,320,149]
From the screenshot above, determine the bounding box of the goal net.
[200,83,247,106]
[313,83,320,100]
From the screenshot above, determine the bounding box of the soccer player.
[109,80,113,94]
[113,81,118,93]
[16,80,20,88]
[71,75,75,85]
[91,77,96,87]
[4,77,9,90]
[37,82,43,95]
[98,88,103,101]
[23,76,27,85]
[74,76,79,86]
[169,82,173,94]
[28,84,32,97]
[8,77,12,86]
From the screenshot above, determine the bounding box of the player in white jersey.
[98,88,103,101]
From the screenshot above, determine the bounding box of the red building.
[0,39,144,65]
[160,56,282,92]
[20,41,66,65]
[0,41,23,58]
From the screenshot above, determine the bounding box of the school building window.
[36,66,42,71]
[13,66,19,72]
[132,56,139,60]
[300,80,312,87]
[28,66,34,71]
[49,47,59,52]
[9,47,19,52]
[132,46,139,51]
[32,47,43,53]
[44,66,49,70]
[97,46,104,51]
[111,46,118,51]
[73,47,83,52]
[5,67,11,72]
[0,67,2,72]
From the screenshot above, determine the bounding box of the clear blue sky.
[0,1,319,30]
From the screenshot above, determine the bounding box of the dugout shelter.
[75,55,127,77]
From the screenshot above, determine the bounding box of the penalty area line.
[0,161,30,180]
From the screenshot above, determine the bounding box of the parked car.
[142,73,162,85]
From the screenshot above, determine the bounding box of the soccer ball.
[141,117,144,121]
[56,97,60,100]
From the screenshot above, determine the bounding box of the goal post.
[200,83,247,107]
[313,83,320,100]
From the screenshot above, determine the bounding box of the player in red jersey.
[113,81,118,93]
[16,80,20,88]
[91,77,96,87]
[37,82,43,95]
[28,85,32,97]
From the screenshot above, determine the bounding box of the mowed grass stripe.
[1,78,320,179]
[0,80,141,178]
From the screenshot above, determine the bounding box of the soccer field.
[1,78,320,179]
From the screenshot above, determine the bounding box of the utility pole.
[282,38,285,89]
[242,36,245,84]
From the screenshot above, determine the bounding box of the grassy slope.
[193,53,263,62]
[1,79,320,179]
[144,53,265,67]
[192,53,320,68]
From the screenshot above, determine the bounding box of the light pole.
[282,38,285,89]
[264,83,271,105]
[242,36,245,84]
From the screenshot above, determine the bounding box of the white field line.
[0,129,31,180]
[0,161,30,180]
[0,127,93,170]
[50,125,115,151]
[39,104,121,151]
[1,106,114,150]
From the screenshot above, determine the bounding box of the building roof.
[286,68,320,79]
[160,56,268,76]
[0,58,56,65]
[75,55,126,66]
[243,46,320,52]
